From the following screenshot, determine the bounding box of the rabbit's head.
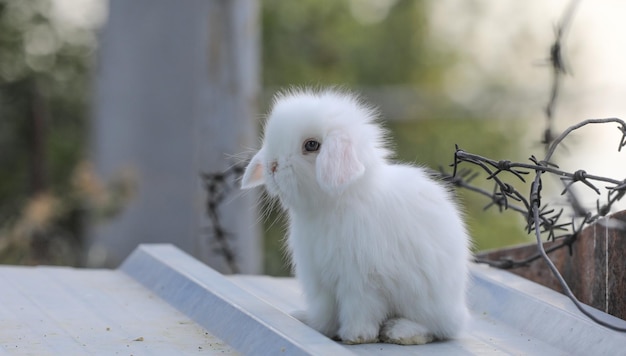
[241,89,390,210]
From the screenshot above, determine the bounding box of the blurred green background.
[0,0,532,271]
[260,0,531,275]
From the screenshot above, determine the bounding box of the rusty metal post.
[478,210,626,320]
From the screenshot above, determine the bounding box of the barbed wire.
[543,0,591,220]
[441,0,626,332]
[446,117,626,259]
[200,164,245,274]
[543,0,580,142]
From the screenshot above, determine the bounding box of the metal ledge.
[120,244,352,356]
[121,244,626,355]
[468,263,626,355]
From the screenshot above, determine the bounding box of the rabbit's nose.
[270,161,278,173]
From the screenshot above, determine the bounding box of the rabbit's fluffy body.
[242,89,470,344]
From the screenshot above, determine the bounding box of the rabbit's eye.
[303,139,321,153]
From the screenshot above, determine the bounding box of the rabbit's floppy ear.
[241,150,266,189]
[316,131,364,193]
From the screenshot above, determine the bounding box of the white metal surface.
[230,270,626,355]
[0,264,236,355]
[2,244,625,355]
[121,244,350,356]
[124,244,626,355]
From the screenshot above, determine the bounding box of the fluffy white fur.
[241,89,471,345]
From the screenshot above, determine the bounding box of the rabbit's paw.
[339,324,380,345]
[380,318,436,345]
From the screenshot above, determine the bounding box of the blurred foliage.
[0,0,93,200]
[0,162,135,265]
[0,0,531,269]
[263,0,453,88]
[261,0,530,275]
[0,0,132,265]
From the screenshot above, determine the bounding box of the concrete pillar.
[89,0,261,273]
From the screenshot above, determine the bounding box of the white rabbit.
[241,88,471,345]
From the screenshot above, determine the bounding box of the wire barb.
[200,162,247,274]
[444,0,626,333]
